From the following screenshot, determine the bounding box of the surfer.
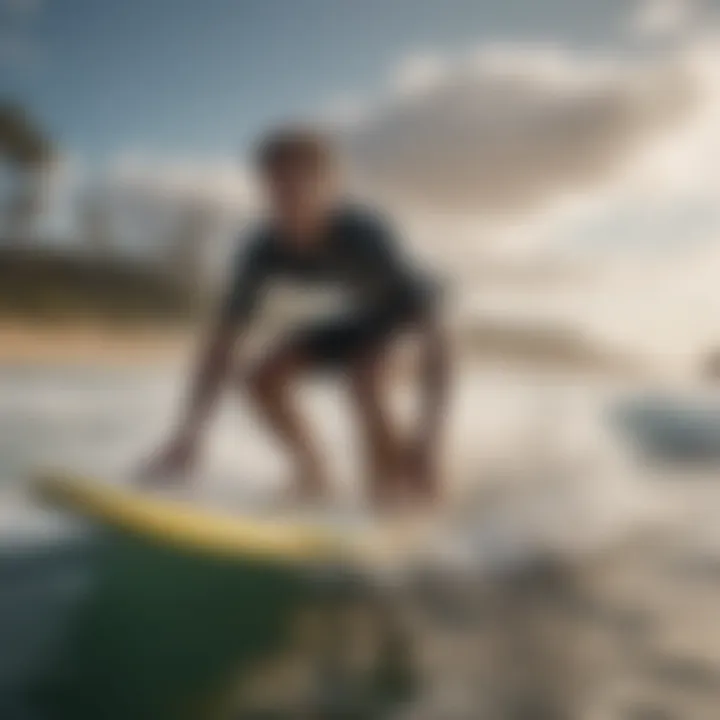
[143,127,449,505]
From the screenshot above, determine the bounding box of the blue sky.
[3,0,630,162]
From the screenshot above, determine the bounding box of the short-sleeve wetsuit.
[221,204,438,367]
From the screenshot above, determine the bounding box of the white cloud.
[391,52,449,95]
[318,32,720,367]
[105,153,256,210]
[628,0,694,39]
[451,39,720,365]
[338,42,700,219]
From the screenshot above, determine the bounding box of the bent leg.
[241,343,327,499]
[348,347,405,506]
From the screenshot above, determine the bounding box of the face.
[262,160,336,238]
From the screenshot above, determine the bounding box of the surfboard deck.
[33,472,349,563]
[32,471,434,567]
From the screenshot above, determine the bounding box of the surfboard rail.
[33,472,343,563]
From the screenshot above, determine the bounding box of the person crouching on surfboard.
[143,127,450,506]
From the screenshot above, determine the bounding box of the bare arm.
[172,235,269,447]
[141,234,267,481]
[173,317,242,444]
[138,318,243,482]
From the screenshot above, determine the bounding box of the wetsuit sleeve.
[355,213,440,317]
[219,235,271,327]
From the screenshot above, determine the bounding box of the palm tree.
[0,103,53,243]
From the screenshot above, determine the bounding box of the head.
[254,127,340,238]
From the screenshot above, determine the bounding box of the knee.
[246,358,284,401]
[349,353,384,403]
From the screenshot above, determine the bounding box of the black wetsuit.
[222,205,438,367]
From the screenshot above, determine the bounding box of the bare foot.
[366,462,407,510]
[294,461,330,501]
[266,458,330,510]
[135,435,197,489]
[400,442,440,506]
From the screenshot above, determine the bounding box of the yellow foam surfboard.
[33,472,345,563]
[33,471,436,571]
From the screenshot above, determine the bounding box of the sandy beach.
[0,322,194,366]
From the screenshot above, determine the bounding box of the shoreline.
[0,319,645,379]
[0,321,195,366]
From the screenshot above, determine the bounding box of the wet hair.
[254,126,336,175]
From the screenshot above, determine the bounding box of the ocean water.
[3,362,720,718]
[0,362,658,548]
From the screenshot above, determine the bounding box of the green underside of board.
[28,473,416,720]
